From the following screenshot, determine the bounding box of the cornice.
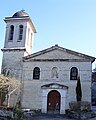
[23,58,91,62]
[1,48,26,52]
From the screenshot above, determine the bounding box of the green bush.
[13,108,24,120]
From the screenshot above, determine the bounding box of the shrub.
[69,101,91,112]
[13,108,24,120]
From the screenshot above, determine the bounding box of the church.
[1,10,95,114]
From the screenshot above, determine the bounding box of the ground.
[26,114,73,120]
[24,113,96,120]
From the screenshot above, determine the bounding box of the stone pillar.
[60,96,65,114]
[41,90,48,113]
[60,90,66,114]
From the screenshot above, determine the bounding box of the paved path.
[24,113,96,120]
[31,114,96,120]
[89,117,96,120]
[31,114,74,120]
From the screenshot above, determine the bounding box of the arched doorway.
[47,90,61,113]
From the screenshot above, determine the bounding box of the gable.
[29,49,83,59]
[23,45,95,62]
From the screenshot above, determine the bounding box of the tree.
[76,76,82,102]
[76,76,82,120]
[0,74,21,107]
[92,72,96,82]
[93,65,96,72]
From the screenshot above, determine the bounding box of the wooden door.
[47,90,60,113]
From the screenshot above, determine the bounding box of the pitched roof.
[23,44,95,63]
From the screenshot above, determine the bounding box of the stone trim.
[1,48,26,52]
[23,58,91,62]
[23,45,95,63]
[41,83,68,89]
[41,87,68,114]
[4,16,36,33]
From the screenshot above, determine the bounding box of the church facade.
[1,11,95,114]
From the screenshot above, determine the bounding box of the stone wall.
[1,50,24,80]
[21,60,92,111]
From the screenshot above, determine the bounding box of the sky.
[0,0,96,72]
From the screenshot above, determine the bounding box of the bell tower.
[1,10,36,78]
[3,10,36,55]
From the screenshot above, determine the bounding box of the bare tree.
[0,74,21,107]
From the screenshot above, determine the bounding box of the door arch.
[47,90,61,113]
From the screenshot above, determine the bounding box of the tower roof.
[12,10,29,18]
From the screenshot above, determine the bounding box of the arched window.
[70,67,78,80]
[18,25,23,40]
[33,67,40,79]
[51,67,58,78]
[9,25,14,40]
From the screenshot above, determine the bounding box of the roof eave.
[4,17,36,33]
